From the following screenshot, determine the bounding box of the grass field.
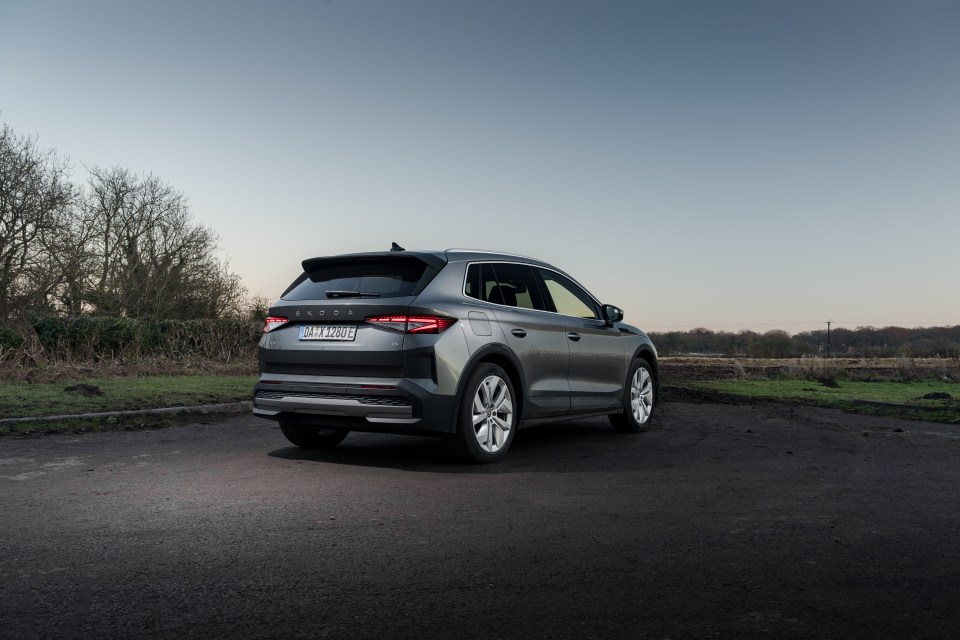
[661,357,960,424]
[685,378,960,424]
[0,375,257,434]
[2,357,959,435]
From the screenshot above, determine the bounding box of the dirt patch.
[64,384,105,397]
[660,386,752,405]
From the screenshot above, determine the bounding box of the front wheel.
[449,363,517,463]
[279,422,349,449]
[609,359,656,432]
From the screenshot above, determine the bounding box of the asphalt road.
[2,402,959,639]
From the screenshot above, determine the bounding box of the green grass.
[4,368,958,437]
[685,378,960,423]
[0,375,257,420]
[3,415,186,436]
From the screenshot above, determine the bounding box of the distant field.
[659,356,960,382]
[661,357,960,423]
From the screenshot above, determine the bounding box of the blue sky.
[2,0,957,332]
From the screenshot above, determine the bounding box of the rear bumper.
[252,373,456,435]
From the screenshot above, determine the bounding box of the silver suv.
[253,247,658,463]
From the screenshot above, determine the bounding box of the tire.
[609,359,656,433]
[449,363,517,464]
[279,422,349,449]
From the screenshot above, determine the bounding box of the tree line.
[650,325,960,359]
[1,122,246,321]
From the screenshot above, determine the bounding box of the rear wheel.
[609,359,656,432]
[279,422,349,449]
[450,363,516,463]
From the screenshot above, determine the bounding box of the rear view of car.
[253,251,461,444]
[253,247,659,463]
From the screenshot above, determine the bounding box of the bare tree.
[2,123,247,321]
[81,167,246,319]
[0,124,74,317]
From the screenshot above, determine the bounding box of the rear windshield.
[282,259,431,300]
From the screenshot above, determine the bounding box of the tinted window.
[537,268,598,319]
[465,263,546,311]
[464,263,495,302]
[283,259,429,300]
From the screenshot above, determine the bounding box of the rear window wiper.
[325,290,381,298]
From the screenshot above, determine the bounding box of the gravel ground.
[1,401,959,639]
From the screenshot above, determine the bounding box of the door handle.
[511,328,527,338]
[567,332,581,342]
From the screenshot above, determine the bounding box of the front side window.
[537,268,598,319]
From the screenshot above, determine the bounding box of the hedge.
[0,315,260,362]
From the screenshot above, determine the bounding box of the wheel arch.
[450,344,527,431]
[631,345,660,395]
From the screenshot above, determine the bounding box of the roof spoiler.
[301,252,447,274]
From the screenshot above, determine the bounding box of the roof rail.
[445,248,540,261]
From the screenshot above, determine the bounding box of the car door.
[535,267,627,414]
[466,262,571,418]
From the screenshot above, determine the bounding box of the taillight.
[407,316,457,334]
[365,315,457,334]
[263,316,289,333]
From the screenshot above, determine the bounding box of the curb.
[0,401,253,426]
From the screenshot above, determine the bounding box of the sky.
[1,0,958,333]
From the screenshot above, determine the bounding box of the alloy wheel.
[471,375,514,453]
[630,367,654,424]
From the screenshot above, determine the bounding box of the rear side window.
[283,259,431,300]
[464,263,546,311]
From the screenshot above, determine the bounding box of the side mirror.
[602,304,624,326]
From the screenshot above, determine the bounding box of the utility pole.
[826,321,832,358]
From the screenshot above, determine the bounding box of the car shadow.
[267,434,473,473]
[266,416,654,473]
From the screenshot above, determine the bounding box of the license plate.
[299,324,357,341]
